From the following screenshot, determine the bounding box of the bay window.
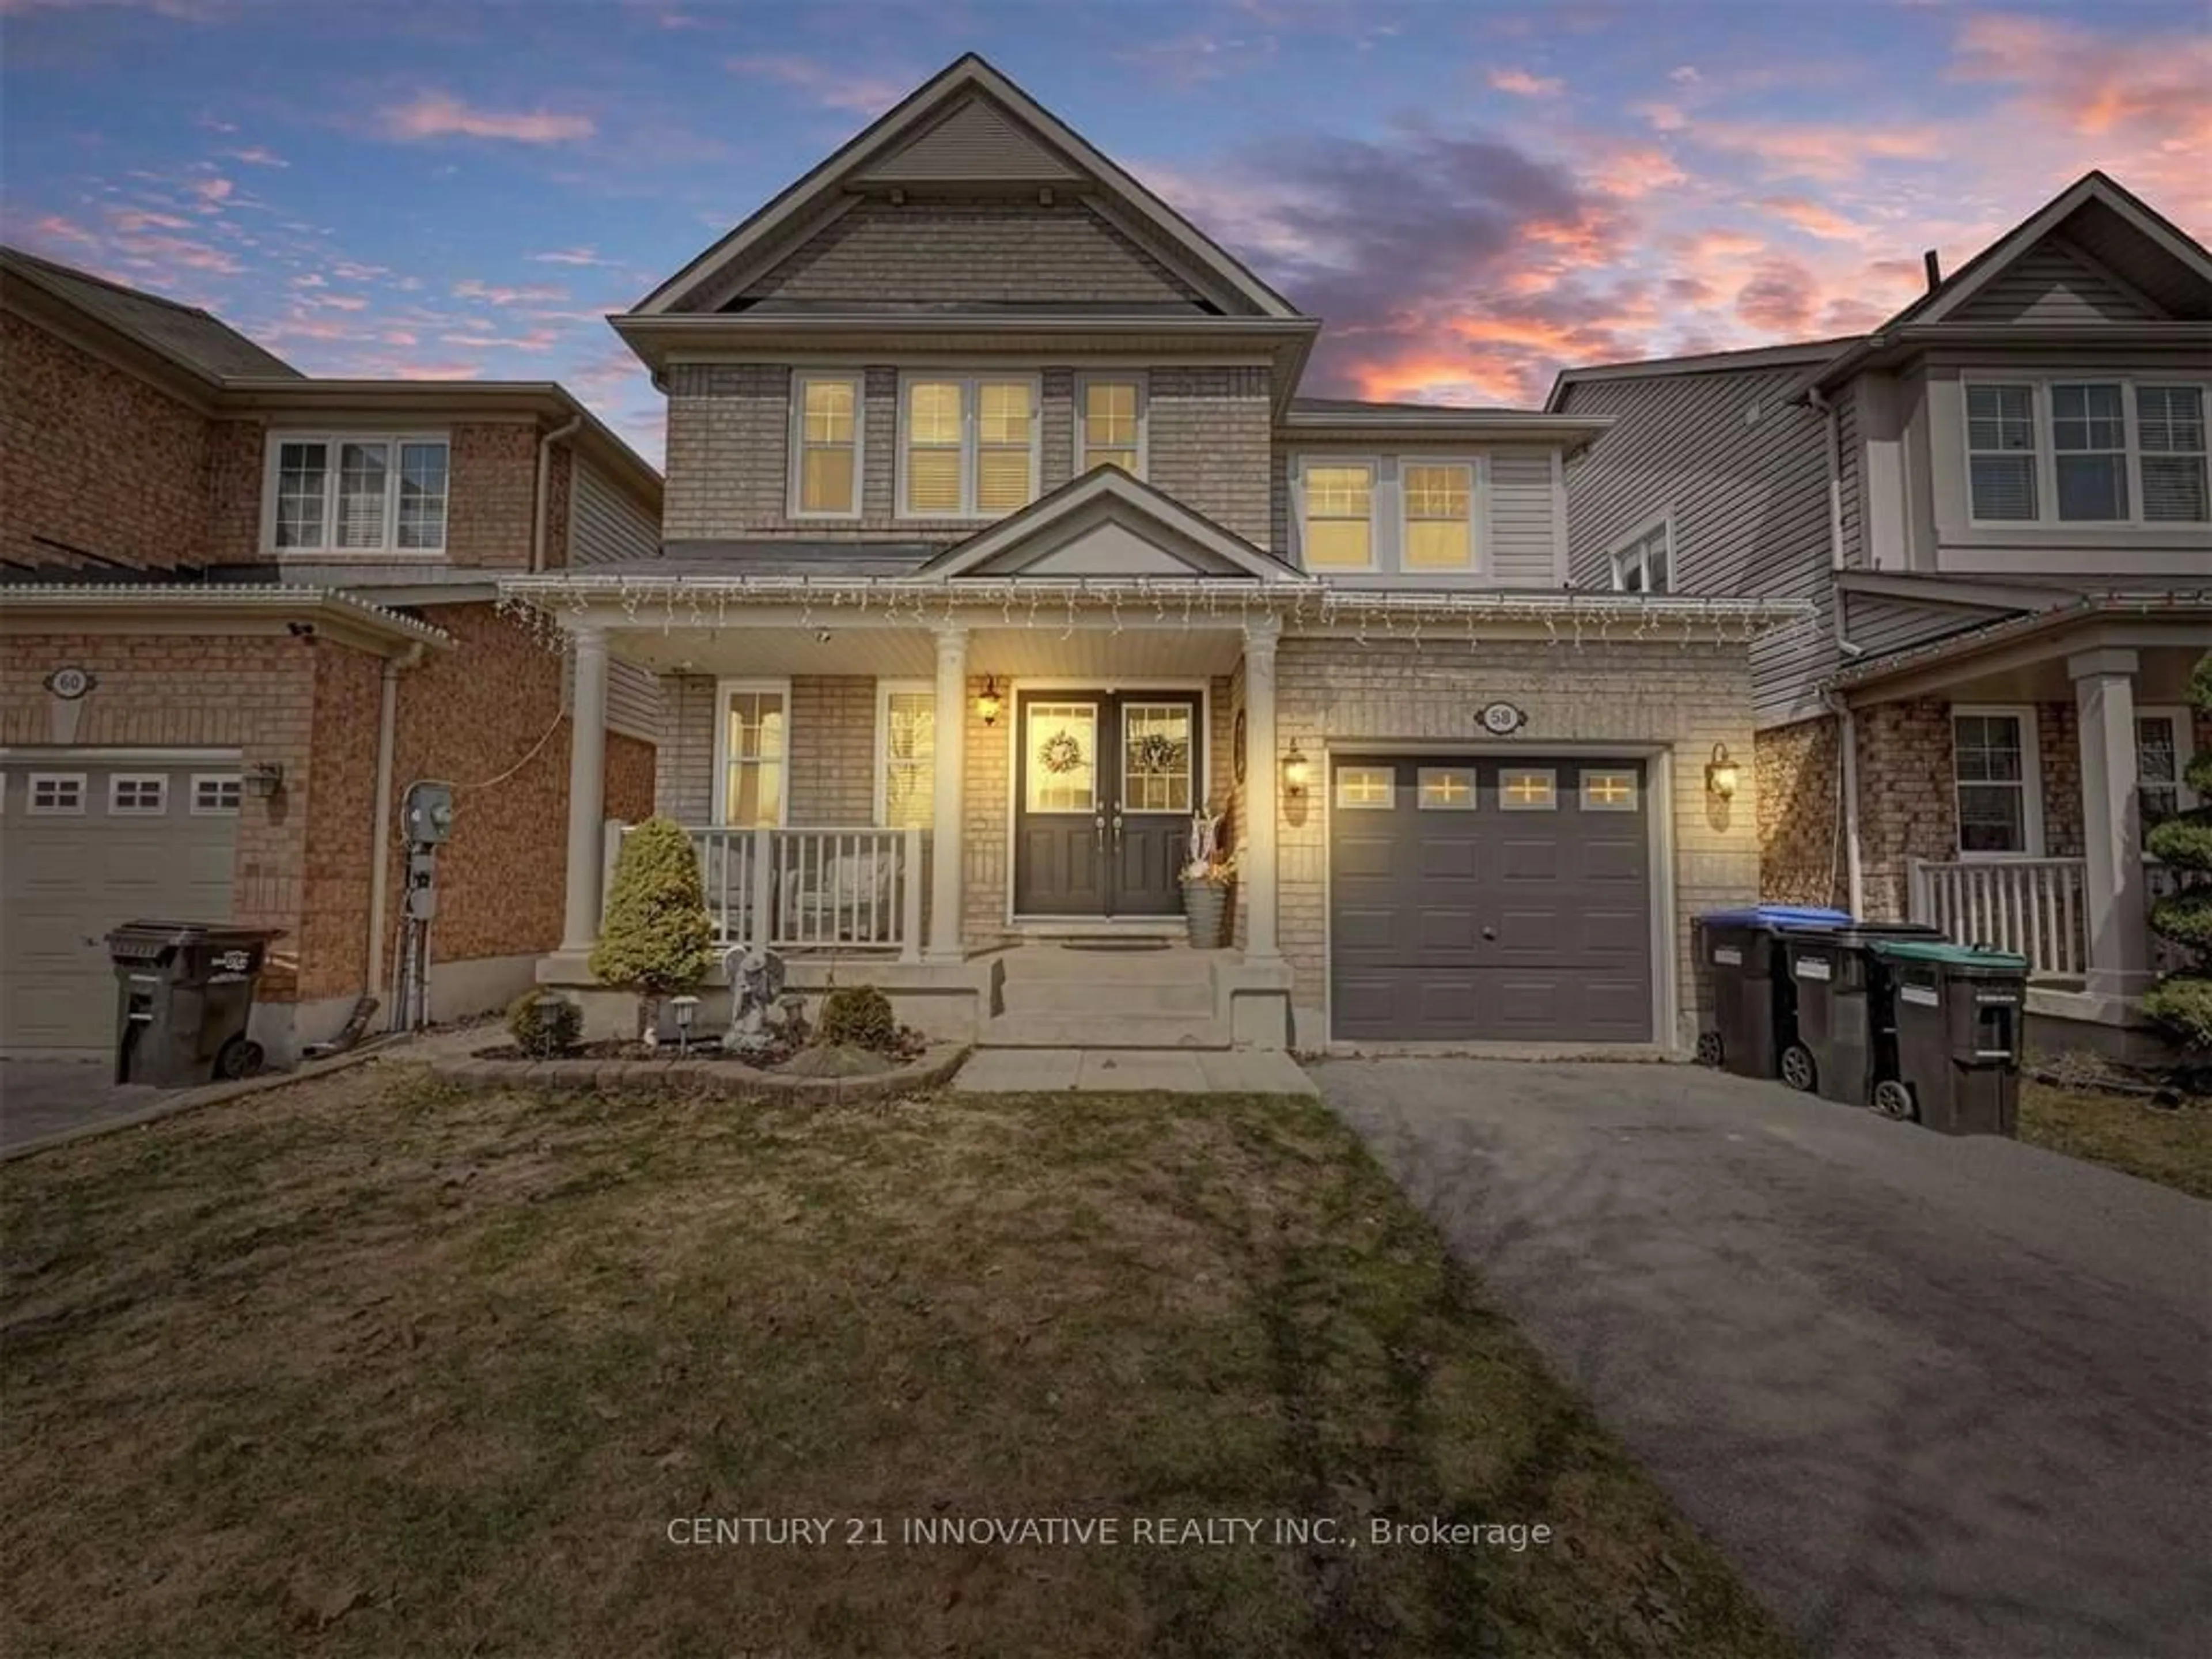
[899,376,1038,518]
[791,373,861,517]
[268,433,448,554]
[1965,378,2210,526]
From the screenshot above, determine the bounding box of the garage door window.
[1335,767,1393,809]
[109,775,169,815]
[1417,768,1475,809]
[1499,768,1557,810]
[27,774,85,816]
[192,775,244,815]
[1580,771,1638,812]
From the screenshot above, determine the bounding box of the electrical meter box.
[403,781,456,845]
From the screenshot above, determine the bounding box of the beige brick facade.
[1756,715,1847,910]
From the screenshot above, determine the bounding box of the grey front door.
[1013,690,1200,918]
[1328,755,1653,1042]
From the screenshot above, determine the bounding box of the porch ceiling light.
[1283,743,1311,799]
[977,676,1002,727]
[1705,742,1738,801]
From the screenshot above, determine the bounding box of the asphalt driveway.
[1318,1059,2212,1659]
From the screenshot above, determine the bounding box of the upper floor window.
[1077,376,1145,478]
[1296,456,1484,574]
[1965,380,2209,527]
[1609,520,1672,593]
[900,375,1038,519]
[791,373,862,518]
[1301,463,1376,569]
[268,434,448,554]
[1402,464,1474,570]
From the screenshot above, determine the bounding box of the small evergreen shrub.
[2142,650,2212,1055]
[817,984,897,1052]
[590,816,715,1037]
[507,991,581,1058]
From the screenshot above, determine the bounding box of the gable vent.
[857,96,1082,185]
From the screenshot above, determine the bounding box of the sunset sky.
[4,0,2206,464]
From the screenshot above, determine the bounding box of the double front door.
[1013,689,1202,917]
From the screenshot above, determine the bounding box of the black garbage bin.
[107,921,283,1087]
[1778,923,1944,1107]
[1694,905,1852,1078]
[1866,940,2029,1134]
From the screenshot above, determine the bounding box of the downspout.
[1808,384,1865,916]
[366,643,427,1024]
[1830,692,1866,918]
[531,414,584,573]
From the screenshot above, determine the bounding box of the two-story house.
[513,55,1808,1053]
[1551,172,2212,1050]
[0,248,664,1064]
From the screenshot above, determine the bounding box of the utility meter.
[403,781,456,844]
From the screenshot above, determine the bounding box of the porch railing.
[1910,858,2088,978]
[616,825,926,961]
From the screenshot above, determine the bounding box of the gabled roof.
[1,244,301,381]
[1544,339,1861,412]
[916,466,1304,582]
[634,54,1300,320]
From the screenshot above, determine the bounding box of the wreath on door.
[1132,731,1187,774]
[1039,730,1086,774]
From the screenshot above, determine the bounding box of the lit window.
[793,373,861,516]
[720,685,788,828]
[1581,770,1638,812]
[900,377,1036,518]
[109,775,168,815]
[1611,523,1671,593]
[192,774,244,815]
[1335,766,1393,809]
[878,686,935,830]
[1302,464,1374,569]
[1499,769,1557,810]
[1403,464,1474,569]
[1417,768,1475,809]
[270,434,447,553]
[28,774,85,815]
[1079,378,1143,477]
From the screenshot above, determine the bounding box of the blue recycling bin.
[1694,906,1853,1079]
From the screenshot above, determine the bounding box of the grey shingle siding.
[571,463,658,567]
[1559,364,1836,727]
[1842,592,2013,661]
[1834,379,1865,570]
[1949,238,2162,324]
[1488,448,1558,584]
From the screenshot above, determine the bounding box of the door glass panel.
[1026,702,1097,813]
[1120,703,1192,813]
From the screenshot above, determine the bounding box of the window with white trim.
[109,774,168,815]
[1077,376,1143,478]
[1403,464,1474,570]
[899,376,1037,518]
[2137,707,2199,834]
[1335,766,1393,809]
[28,773,85,815]
[1966,383,2039,521]
[718,683,789,828]
[1499,768,1557,810]
[877,683,935,830]
[1302,463,1375,569]
[791,373,861,517]
[1610,522,1671,593]
[192,774,244,815]
[268,433,448,553]
[1952,710,2040,855]
[1965,378,2210,525]
[1581,770,1638,811]
[1417,768,1475,809]
[2137,385,2209,522]
[2051,382,2128,521]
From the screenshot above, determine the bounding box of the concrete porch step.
[978,1013,1230,1050]
[999,978,1203,1016]
[993,944,1221,985]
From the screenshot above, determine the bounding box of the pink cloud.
[1683,120,1944,182]
[1760,196,1865,240]
[110,208,191,232]
[190,175,234,210]
[24,213,99,247]
[728,54,916,118]
[438,328,561,351]
[452,278,565,305]
[113,232,240,274]
[1490,69,1564,97]
[1735,255,1820,331]
[225,146,287,168]
[528,246,610,266]
[378,93,595,145]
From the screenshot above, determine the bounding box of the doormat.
[1058,940,1171,952]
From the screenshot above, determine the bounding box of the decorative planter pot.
[1181,879,1229,948]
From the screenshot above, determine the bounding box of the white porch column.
[560,624,609,953]
[1242,616,1281,961]
[926,624,968,963]
[2070,647,2151,1002]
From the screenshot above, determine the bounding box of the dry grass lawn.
[2020,1080,2212,1198]
[2,1063,1797,1658]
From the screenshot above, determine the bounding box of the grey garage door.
[0,762,238,1056]
[1330,755,1653,1043]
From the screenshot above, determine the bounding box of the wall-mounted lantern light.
[1283,743,1311,800]
[1705,742,1739,802]
[976,675,1002,728]
[244,761,286,800]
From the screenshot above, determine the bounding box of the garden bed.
[432,1040,968,1103]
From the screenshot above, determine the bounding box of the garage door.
[1330,755,1653,1043]
[0,763,239,1055]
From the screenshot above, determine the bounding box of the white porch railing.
[616,825,926,961]
[1910,858,2088,978]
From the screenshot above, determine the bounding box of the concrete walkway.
[952,1047,1316,1094]
[1319,1058,2212,1659]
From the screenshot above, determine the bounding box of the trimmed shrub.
[2143,649,2212,1055]
[817,984,897,1053]
[2141,978,2212,1053]
[507,990,581,1058]
[590,816,715,1037]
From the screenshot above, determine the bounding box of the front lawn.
[2020,1079,2212,1198]
[1,1066,1794,1658]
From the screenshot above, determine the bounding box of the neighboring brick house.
[0,248,661,1062]
[1552,173,2212,1048]
[510,55,1803,1053]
